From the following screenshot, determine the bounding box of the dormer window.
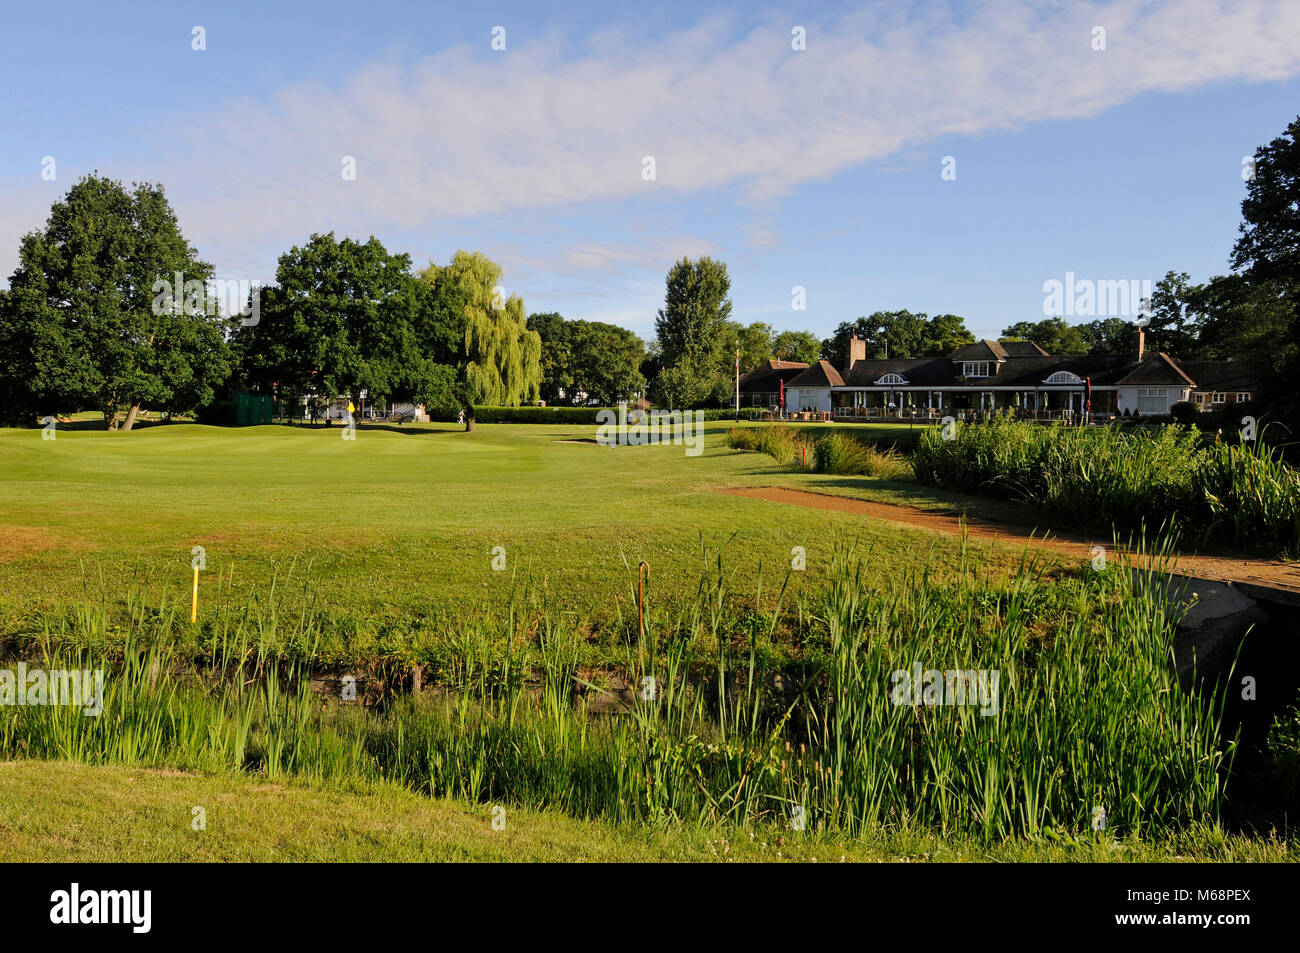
[1044,371,1083,384]
[875,373,909,385]
[962,362,992,378]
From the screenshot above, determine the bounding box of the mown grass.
[0,420,1035,669]
[1,760,1289,862]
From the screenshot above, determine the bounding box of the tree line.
[0,177,552,430]
[3,113,1295,428]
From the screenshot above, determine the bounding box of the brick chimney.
[1136,325,1146,363]
[849,334,867,371]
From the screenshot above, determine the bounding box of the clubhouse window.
[1137,387,1169,414]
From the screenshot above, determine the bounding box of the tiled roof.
[842,358,959,387]
[1175,361,1262,391]
[950,339,1009,362]
[841,354,1133,388]
[742,345,1259,394]
[993,354,1133,387]
[1114,353,1197,387]
[787,360,844,388]
[999,340,1050,357]
[738,359,809,389]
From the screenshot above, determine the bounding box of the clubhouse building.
[738,330,1258,420]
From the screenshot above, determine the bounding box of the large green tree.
[239,233,417,417]
[1,175,230,429]
[1140,272,1202,358]
[415,251,541,428]
[1000,317,1089,355]
[772,329,821,364]
[527,312,571,404]
[1076,317,1137,355]
[1233,115,1300,285]
[822,311,975,367]
[920,314,977,356]
[528,312,644,405]
[652,256,732,407]
[722,321,774,377]
[1227,114,1300,425]
[564,320,644,406]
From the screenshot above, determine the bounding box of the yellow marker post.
[191,566,199,623]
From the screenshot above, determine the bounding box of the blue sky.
[2,0,1298,342]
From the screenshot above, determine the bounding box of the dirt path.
[720,486,1300,596]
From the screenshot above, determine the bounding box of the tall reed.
[1,540,1234,840]
[913,416,1300,554]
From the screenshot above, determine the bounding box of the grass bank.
[0,760,1287,862]
[0,544,1255,842]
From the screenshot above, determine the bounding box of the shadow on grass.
[348,422,462,437]
[35,418,194,432]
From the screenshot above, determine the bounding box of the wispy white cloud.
[4,0,1299,289]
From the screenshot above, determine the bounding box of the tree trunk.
[464,405,475,432]
[103,407,118,430]
[121,404,141,432]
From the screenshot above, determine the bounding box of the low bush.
[812,432,912,479]
[741,424,806,464]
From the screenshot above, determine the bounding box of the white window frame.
[1236,392,1250,402]
[1137,387,1169,414]
[1211,392,1225,404]
[1044,371,1083,385]
[962,362,991,378]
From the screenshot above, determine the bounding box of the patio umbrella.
[1085,377,1092,422]
[779,378,785,411]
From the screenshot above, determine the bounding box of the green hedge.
[467,406,612,424]
[440,406,767,424]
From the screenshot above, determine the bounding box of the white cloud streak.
[4,0,1299,286]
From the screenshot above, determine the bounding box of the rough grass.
[0,543,1241,842]
[729,425,913,479]
[913,416,1300,555]
[812,431,912,479]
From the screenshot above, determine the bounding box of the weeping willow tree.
[416,251,542,430]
